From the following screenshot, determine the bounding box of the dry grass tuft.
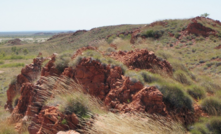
[84,112,186,134]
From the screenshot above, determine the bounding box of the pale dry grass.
[85,112,186,134]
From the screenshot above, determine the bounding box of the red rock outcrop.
[215,44,221,49]
[7,38,22,45]
[5,57,44,112]
[149,21,168,27]
[110,43,117,50]
[41,53,60,77]
[4,47,196,133]
[130,29,141,44]
[62,58,167,115]
[28,106,79,134]
[184,21,216,37]
[110,49,173,74]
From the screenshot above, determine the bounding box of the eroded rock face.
[5,47,194,133]
[29,106,79,134]
[62,58,167,115]
[185,21,216,37]
[110,49,173,74]
[130,29,141,44]
[5,57,44,112]
[41,53,60,77]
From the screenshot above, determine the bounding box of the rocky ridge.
[5,47,202,133]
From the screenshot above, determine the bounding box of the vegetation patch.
[173,70,193,85]
[55,54,71,73]
[158,82,193,110]
[187,85,206,100]
[190,117,221,134]
[201,97,221,116]
[0,63,24,68]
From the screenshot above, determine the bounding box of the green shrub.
[190,117,221,134]
[139,70,162,83]
[68,56,83,68]
[190,123,209,134]
[174,70,193,85]
[142,30,164,38]
[55,54,71,73]
[200,80,221,93]
[107,35,116,44]
[209,117,221,133]
[119,34,125,39]
[125,70,144,84]
[143,30,154,37]
[156,50,172,60]
[106,47,116,52]
[0,60,4,64]
[23,48,29,55]
[158,83,193,110]
[187,85,206,99]
[175,33,181,39]
[201,97,221,115]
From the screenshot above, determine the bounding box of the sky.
[0,0,221,32]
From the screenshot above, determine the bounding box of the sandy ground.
[0,71,4,74]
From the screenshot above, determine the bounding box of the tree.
[23,48,29,55]
[201,13,209,18]
[11,46,17,52]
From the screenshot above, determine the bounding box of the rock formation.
[7,38,22,45]
[110,49,173,74]
[4,47,197,133]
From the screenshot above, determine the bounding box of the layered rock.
[184,20,216,37]
[4,47,197,133]
[5,57,44,112]
[110,49,173,74]
[41,53,60,77]
[29,106,79,134]
[62,58,167,115]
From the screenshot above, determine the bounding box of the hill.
[0,17,221,134]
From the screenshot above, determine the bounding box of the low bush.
[49,91,104,119]
[190,117,221,134]
[156,50,172,60]
[173,70,193,85]
[175,33,181,39]
[201,97,221,115]
[158,83,193,110]
[200,79,221,93]
[68,56,83,68]
[0,60,4,65]
[107,35,116,44]
[209,117,221,134]
[190,123,209,134]
[55,54,71,73]
[142,30,164,38]
[187,85,206,99]
[125,70,144,84]
[139,70,162,83]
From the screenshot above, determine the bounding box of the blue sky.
[1,0,220,31]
